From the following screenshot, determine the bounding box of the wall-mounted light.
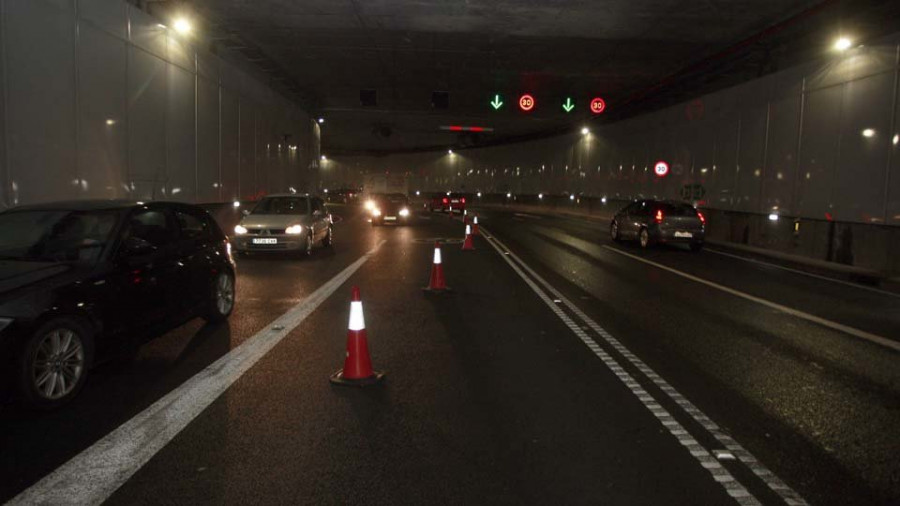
[477,192,482,197]
[893,134,899,146]
[105,118,116,126]
[233,201,241,208]
[506,192,512,198]
[320,155,327,161]
[768,213,779,221]
[581,127,590,136]
[448,149,454,155]
[317,118,325,124]
[173,17,192,35]
[862,128,875,138]
[834,37,852,51]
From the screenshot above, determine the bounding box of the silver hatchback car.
[610,200,705,251]
[232,194,333,256]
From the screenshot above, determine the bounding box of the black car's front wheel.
[18,318,93,409]
[204,271,235,323]
[610,221,621,242]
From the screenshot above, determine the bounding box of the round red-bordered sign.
[590,97,606,114]
[654,160,669,177]
[518,94,535,112]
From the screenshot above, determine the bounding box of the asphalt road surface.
[1,204,898,505]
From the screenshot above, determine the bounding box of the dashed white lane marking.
[481,229,763,505]
[513,212,542,220]
[602,245,900,354]
[8,240,386,506]
[487,230,810,505]
[705,248,900,299]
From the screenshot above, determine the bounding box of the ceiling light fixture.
[834,37,852,51]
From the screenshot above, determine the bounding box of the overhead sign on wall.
[518,94,535,112]
[590,97,606,114]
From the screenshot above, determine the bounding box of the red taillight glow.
[442,198,448,204]
[697,211,706,224]
[461,197,466,204]
[655,210,664,223]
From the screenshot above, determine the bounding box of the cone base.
[330,370,385,387]
[422,286,453,294]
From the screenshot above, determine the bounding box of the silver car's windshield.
[252,197,309,215]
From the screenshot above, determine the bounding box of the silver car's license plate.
[252,238,278,244]
[385,216,397,221]
[674,231,692,238]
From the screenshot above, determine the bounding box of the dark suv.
[0,201,236,409]
[610,200,706,251]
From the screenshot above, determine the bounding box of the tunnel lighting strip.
[8,240,387,506]
[439,125,494,132]
[481,228,808,506]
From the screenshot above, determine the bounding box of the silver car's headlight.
[0,318,13,333]
[399,208,410,217]
[285,224,303,235]
[234,224,248,235]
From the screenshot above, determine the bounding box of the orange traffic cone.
[462,224,475,251]
[330,286,384,387]
[423,242,451,292]
[472,215,480,236]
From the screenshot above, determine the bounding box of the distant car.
[0,200,235,409]
[429,193,466,213]
[326,188,359,204]
[610,200,706,251]
[370,193,412,226]
[232,194,333,256]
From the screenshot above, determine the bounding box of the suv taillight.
[442,198,448,204]
[655,209,664,223]
[461,197,466,204]
[697,211,705,224]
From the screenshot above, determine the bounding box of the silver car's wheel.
[639,228,650,248]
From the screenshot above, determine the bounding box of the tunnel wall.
[330,33,900,228]
[0,0,319,210]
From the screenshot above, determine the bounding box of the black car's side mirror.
[122,236,155,258]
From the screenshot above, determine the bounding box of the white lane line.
[480,229,761,505]
[705,248,900,299]
[8,240,386,506]
[602,245,900,354]
[513,212,541,220]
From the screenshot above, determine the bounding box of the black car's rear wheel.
[639,228,651,248]
[18,318,93,409]
[204,271,235,323]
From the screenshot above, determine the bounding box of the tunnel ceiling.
[190,0,900,155]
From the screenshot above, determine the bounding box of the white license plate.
[674,231,693,238]
[385,216,397,221]
[451,200,460,204]
[252,238,278,244]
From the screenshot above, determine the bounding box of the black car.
[610,199,706,251]
[0,200,236,409]
[370,193,412,226]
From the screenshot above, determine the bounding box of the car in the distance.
[610,199,705,251]
[370,193,412,226]
[232,194,333,256]
[428,192,466,213]
[0,200,235,409]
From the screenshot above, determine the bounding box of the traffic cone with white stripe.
[463,209,468,224]
[462,224,475,251]
[423,241,450,292]
[472,215,480,236]
[330,286,384,387]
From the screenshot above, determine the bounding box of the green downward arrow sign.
[490,94,503,110]
[562,97,575,112]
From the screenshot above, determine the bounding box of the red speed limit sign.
[654,160,670,177]
[590,97,606,114]
[518,94,535,112]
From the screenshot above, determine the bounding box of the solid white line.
[602,245,900,353]
[480,228,762,505]
[8,240,386,506]
[705,248,900,299]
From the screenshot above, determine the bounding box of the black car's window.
[125,209,175,248]
[253,197,309,215]
[175,209,211,240]
[0,210,119,264]
[660,203,699,216]
[622,202,641,214]
[633,202,652,216]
